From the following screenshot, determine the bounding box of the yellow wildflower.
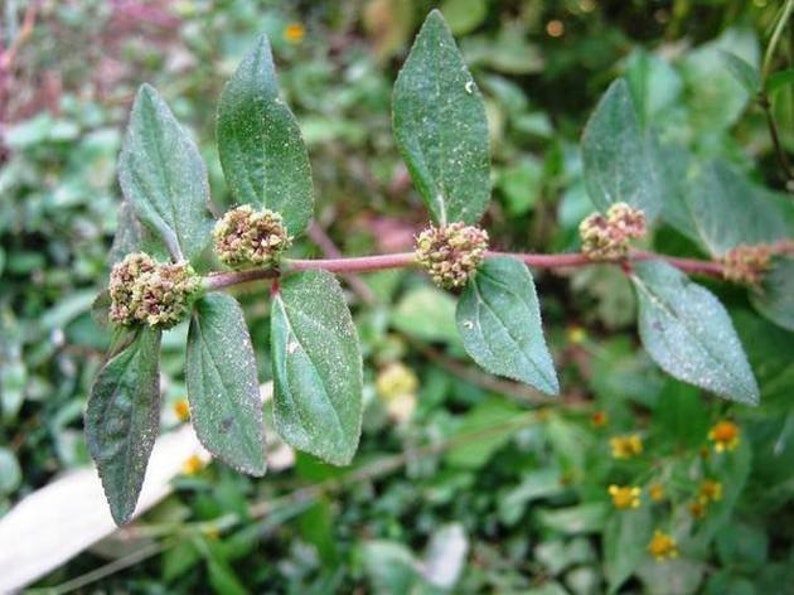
[284,22,305,44]
[698,479,723,503]
[610,434,643,459]
[648,530,678,561]
[376,362,418,402]
[648,483,665,502]
[182,454,206,475]
[173,398,190,422]
[608,485,641,509]
[708,421,740,452]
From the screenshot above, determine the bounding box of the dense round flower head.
[415,222,489,290]
[708,420,740,453]
[648,530,678,561]
[108,253,200,329]
[610,433,643,459]
[608,485,641,510]
[579,202,647,261]
[213,205,292,269]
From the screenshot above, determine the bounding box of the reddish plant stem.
[203,249,726,292]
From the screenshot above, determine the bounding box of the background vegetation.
[2,0,793,592]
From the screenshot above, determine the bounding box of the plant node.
[109,252,200,328]
[213,205,292,269]
[415,222,489,289]
[579,202,646,261]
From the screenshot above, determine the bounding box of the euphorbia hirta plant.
[87,10,792,526]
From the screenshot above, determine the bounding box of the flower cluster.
[688,478,723,519]
[579,202,647,260]
[721,244,773,285]
[708,420,740,453]
[376,362,419,424]
[415,222,489,289]
[608,485,641,510]
[610,434,643,459]
[648,530,678,561]
[109,252,200,328]
[213,205,292,269]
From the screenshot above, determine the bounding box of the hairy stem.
[202,249,727,292]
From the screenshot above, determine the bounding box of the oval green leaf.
[581,78,662,220]
[186,293,267,476]
[271,271,363,465]
[392,9,490,225]
[456,257,559,395]
[85,326,162,525]
[118,84,214,263]
[218,34,314,235]
[631,260,759,405]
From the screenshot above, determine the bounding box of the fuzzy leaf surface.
[218,34,314,235]
[271,271,363,465]
[581,78,662,219]
[186,294,267,476]
[456,257,559,395]
[118,84,214,262]
[632,260,759,404]
[86,327,161,525]
[392,9,490,225]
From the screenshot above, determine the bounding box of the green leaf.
[444,397,523,469]
[662,159,792,257]
[109,201,169,265]
[751,257,794,332]
[118,84,214,263]
[721,50,761,94]
[186,294,267,476]
[86,327,162,525]
[631,260,759,405]
[392,9,490,225]
[271,271,363,465]
[766,68,794,95]
[456,257,559,395]
[217,34,314,235]
[391,285,461,345]
[603,508,653,593]
[581,78,662,219]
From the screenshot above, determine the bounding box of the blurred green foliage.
[2,0,794,592]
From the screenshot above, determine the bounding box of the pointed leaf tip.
[392,10,490,225]
[186,294,267,476]
[218,33,314,235]
[271,271,363,465]
[456,257,559,395]
[632,260,759,405]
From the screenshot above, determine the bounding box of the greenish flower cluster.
[579,202,647,261]
[109,252,200,328]
[415,222,489,289]
[213,205,292,269]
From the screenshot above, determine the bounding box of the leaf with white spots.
[86,326,162,525]
[186,294,267,475]
[456,257,559,395]
[218,34,314,235]
[392,9,490,225]
[631,260,759,405]
[271,271,363,465]
[581,78,662,220]
[118,84,214,263]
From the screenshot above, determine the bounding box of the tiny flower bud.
[721,243,773,285]
[415,222,489,289]
[108,253,200,329]
[213,205,292,269]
